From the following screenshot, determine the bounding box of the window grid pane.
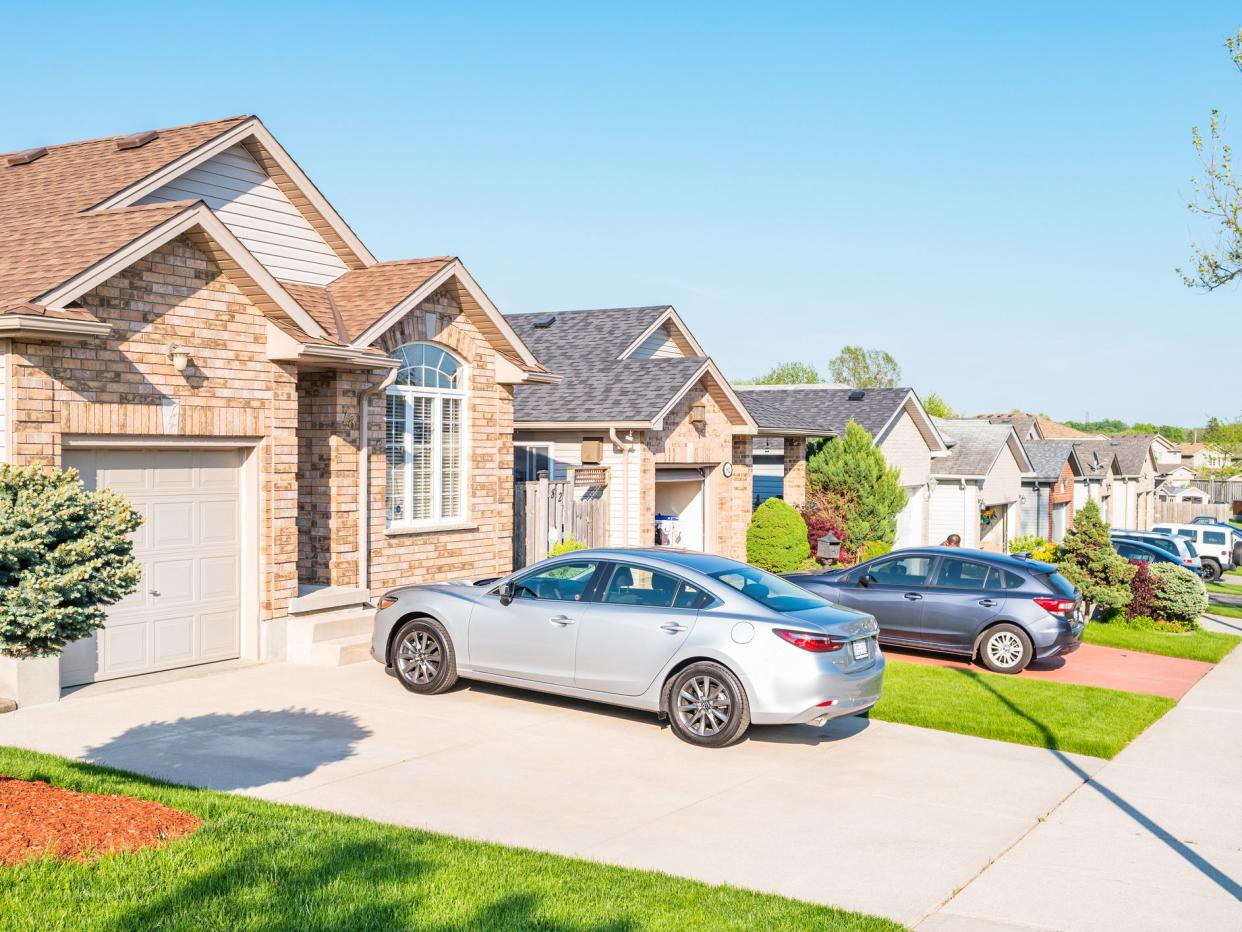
[385,395,406,522]
[441,396,461,518]
[410,395,434,520]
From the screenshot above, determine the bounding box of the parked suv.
[1190,515,1242,565]
[1110,530,1202,576]
[1151,523,1236,581]
[786,548,1084,674]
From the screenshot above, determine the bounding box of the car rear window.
[1040,571,1077,598]
[710,566,827,613]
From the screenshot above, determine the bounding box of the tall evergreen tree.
[806,420,907,552]
[1055,500,1135,619]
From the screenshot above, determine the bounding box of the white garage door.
[60,449,242,687]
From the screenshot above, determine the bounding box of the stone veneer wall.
[6,235,300,620]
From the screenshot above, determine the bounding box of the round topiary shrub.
[1149,563,1207,626]
[0,465,143,658]
[746,498,811,573]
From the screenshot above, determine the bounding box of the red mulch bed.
[0,775,200,865]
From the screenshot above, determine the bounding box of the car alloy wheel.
[391,618,458,695]
[676,675,732,738]
[397,629,441,684]
[665,661,751,747]
[986,631,1023,668]
[979,623,1032,674]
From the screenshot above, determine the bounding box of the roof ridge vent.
[847,390,865,401]
[531,313,556,329]
[116,130,159,150]
[6,147,48,167]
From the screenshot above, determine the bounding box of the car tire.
[1200,560,1222,583]
[666,662,750,748]
[391,617,458,695]
[978,624,1032,674]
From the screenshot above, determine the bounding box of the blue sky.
[5,2,1239,425]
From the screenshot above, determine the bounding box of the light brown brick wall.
[1048,460,1075,539]
[782,437,807,509]
[363,288,514,595]
[7,235,300,619]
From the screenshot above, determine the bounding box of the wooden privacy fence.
[513,473,608,569]
[1191,479,1242,507]
[1153,501,1234,525]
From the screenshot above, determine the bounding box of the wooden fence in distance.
[1153,501,1234,525]
[513,475,608,569]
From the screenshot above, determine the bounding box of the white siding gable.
[629,324,683,360]
[138,145,349,285]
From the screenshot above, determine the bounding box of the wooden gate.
[513,472,609,569]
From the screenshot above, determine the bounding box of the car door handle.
[978,599,998,608]
[548,615,575,626]
[659,622,688,633]
[903,592,923,601]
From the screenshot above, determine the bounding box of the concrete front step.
[305,635,373,667]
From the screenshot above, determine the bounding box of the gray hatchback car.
[787,548,1084,673]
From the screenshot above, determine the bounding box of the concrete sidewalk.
[0,659,1104,927]
[922,642,1242,931]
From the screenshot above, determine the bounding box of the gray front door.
[575,563,703,695]
[468,559,600,685]
[919,557,1003,652]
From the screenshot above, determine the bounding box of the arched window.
[385,343,465,525]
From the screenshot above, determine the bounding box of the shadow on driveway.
[84,708,371,792]
[953,668,1242,904]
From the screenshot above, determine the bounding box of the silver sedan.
[371,549,884,747]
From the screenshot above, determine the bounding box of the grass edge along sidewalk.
[1082,620,1239,663]
[872,661,1175,760]
[0,747,903,932]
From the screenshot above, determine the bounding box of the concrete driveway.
[0,659,1101,927]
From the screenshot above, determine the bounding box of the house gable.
[617,308,704,360]
[137,144,350,286]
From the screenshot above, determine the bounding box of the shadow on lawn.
[951,668,1242,904]
[105,833,637,932]
[83,708,371,792]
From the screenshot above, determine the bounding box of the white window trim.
[516,442,554,481]
[385,345,469,531]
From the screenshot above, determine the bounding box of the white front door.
[60,449,242,687]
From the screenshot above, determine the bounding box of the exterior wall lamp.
[167,344,190,372]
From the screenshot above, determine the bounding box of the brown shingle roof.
[0,116,249,307]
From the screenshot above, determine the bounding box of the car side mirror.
[498,582,515,606]
[859,574,874,588]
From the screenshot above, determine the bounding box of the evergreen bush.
[747,499,812,573]
[1054,501,1134,618]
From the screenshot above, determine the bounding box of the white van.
[1151,523,1236,581]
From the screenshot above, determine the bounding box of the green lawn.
[1206,580,1242,597]
[1082,621,1240,663]
[1206,601,1242,621]
[870,661,1174,760]
[0,748,900,932]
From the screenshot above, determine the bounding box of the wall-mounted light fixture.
[167,344,189,372]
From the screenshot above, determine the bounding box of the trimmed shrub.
[549,535,587,557]
[1149,563,1208,626]
[747,499,812,573]
[857,540,892,563]
[1008,534,1058,563]
[806,420,907,551]
[0,464,143,658]
[1055,501,1134,619]
[1127,560,1158,620]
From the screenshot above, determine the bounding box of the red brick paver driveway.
[885,643,1212,699]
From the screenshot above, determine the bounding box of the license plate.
[851,639,869,660]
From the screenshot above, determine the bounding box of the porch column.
[783,437,808,508]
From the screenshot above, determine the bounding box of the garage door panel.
[112,561,152,613]
[152,559,195,604]
[97,451,156,492]
[199,556,239,602]
[201,609,239,656]
[199,450,241,489]
[101,621,150,675]
[199,499,238,546]
[153,614,196,665]
[150,501,195,549]
[150,451,196,490]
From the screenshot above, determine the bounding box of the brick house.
[1020,439,1083,542]
[733,386,949,548]
[507,307,756,561]
[0,116,552,702]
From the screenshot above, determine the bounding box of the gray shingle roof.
[733,386,914,437]
[1072,439,1120,476]
[1101,434,1157,476]
[1023,439,1080,482]
[508,307,707,423]
[932,418,1018,477]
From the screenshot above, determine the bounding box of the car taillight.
[1033,597,1076,615]
[774,628,845,652]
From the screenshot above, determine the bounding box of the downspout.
[358,367,400,595]
[610,427,630,545]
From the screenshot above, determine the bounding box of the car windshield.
[709,566,828,613]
